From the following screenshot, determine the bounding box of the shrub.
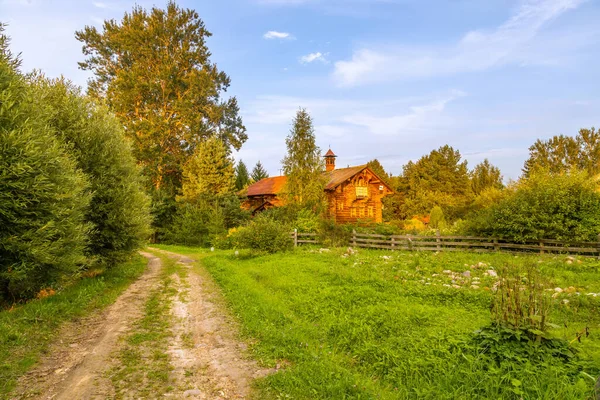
[236,215,293,253]
[294,209,321,233]
[403,217,426,233]
[429,206,446,230]
[318,219,353,247]
[31,77,152,265]
[463,170,600,242]
[0,43,91,301]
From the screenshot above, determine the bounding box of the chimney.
[324,148,336,172]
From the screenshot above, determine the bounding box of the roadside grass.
[0,255,148,398]
[107,250,184,398]
[156,244,600,399]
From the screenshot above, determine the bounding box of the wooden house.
[242,150,393,223]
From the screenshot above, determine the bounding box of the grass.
[107,250,185,398]
[0,254,148,398]
[156,244,600,399]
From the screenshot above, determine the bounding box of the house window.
[368,206,374,217]
[337,202,344,211]
[355,177,368,198]
[359,207,365,218]
[351,207,357,217]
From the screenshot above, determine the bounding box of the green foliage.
[0,41,91,301]
[401,145,473,221]
[293,209,321,233]
[523,128,600,177]
[281,109,326,210]
[470,159,503,195]
[76,1,247,193]
[234,160,250,190]
[317,219,353,247]
[464,170,600,242]
[31,76,151,265]
[429,206,446,230]
[181,136,235,201]
[235,214,293,253]
[251,160,269,182]
[165,194,249,247]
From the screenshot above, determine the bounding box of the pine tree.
[251,161,269,182]
[281,109,326,209]
[235,160,250,190]
[181,136,235,201]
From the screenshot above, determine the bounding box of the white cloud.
[333,0,587,86]
[263,30,293,40]
[299,51,328,64]
[92,1,107,8]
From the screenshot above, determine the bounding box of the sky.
[1,0,599,180]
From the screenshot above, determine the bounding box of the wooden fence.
[290,229,318,246]
[350,230,600,256]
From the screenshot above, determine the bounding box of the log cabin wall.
[327,169,386,224]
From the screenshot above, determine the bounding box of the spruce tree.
[281,109,326,209]
[181,136,235,201]
[251,161,269,182]
[235,160,250,190]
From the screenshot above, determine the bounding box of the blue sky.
[1,0,599,180]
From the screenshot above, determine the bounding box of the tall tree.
[281,109,325,209]
[251,161,269,182]
[180,136,235,201]
[75,1,247,193]
[470,159,504,195]
[523,128,600,177]
[401,145,472,220]
[234,160,250,190]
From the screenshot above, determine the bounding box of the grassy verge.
[156,244,600,399]
[107,250,184,398]
[0,254,148,397]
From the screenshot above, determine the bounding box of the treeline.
[0,28,150,302]
[376,128,600,243]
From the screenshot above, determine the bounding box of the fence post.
[407,234,413,251]
[352,229,356,247]
[294,229,298,247]
[436,229,441,251]
[493,238,499,252]
[391,236,395,250]
[540,240,544,254]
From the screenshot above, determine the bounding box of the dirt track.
[11,250,268,400]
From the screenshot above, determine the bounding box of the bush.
[318,219,353,247]
[294,209,320,233]
[429,206,446,230]
[32,77,151,265]
[0,44,91,301]
[165,194,250,247]
[236,215,293,253]
[464,170,600,242]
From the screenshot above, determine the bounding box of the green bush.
[31,77,151,265]
[0,43,91,301]
[318,219,353,247]
[236,215,293,253]
[464,170,600,242]
[165,194,249,247]
[429,206,447,229]
[293,209,320,233]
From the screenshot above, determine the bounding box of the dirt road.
[11,250,268,399]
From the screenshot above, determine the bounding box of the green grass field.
[157,244,600,399]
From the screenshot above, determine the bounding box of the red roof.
[246,176,287,196]
[244,164,393,196]
[324,149,336,157]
